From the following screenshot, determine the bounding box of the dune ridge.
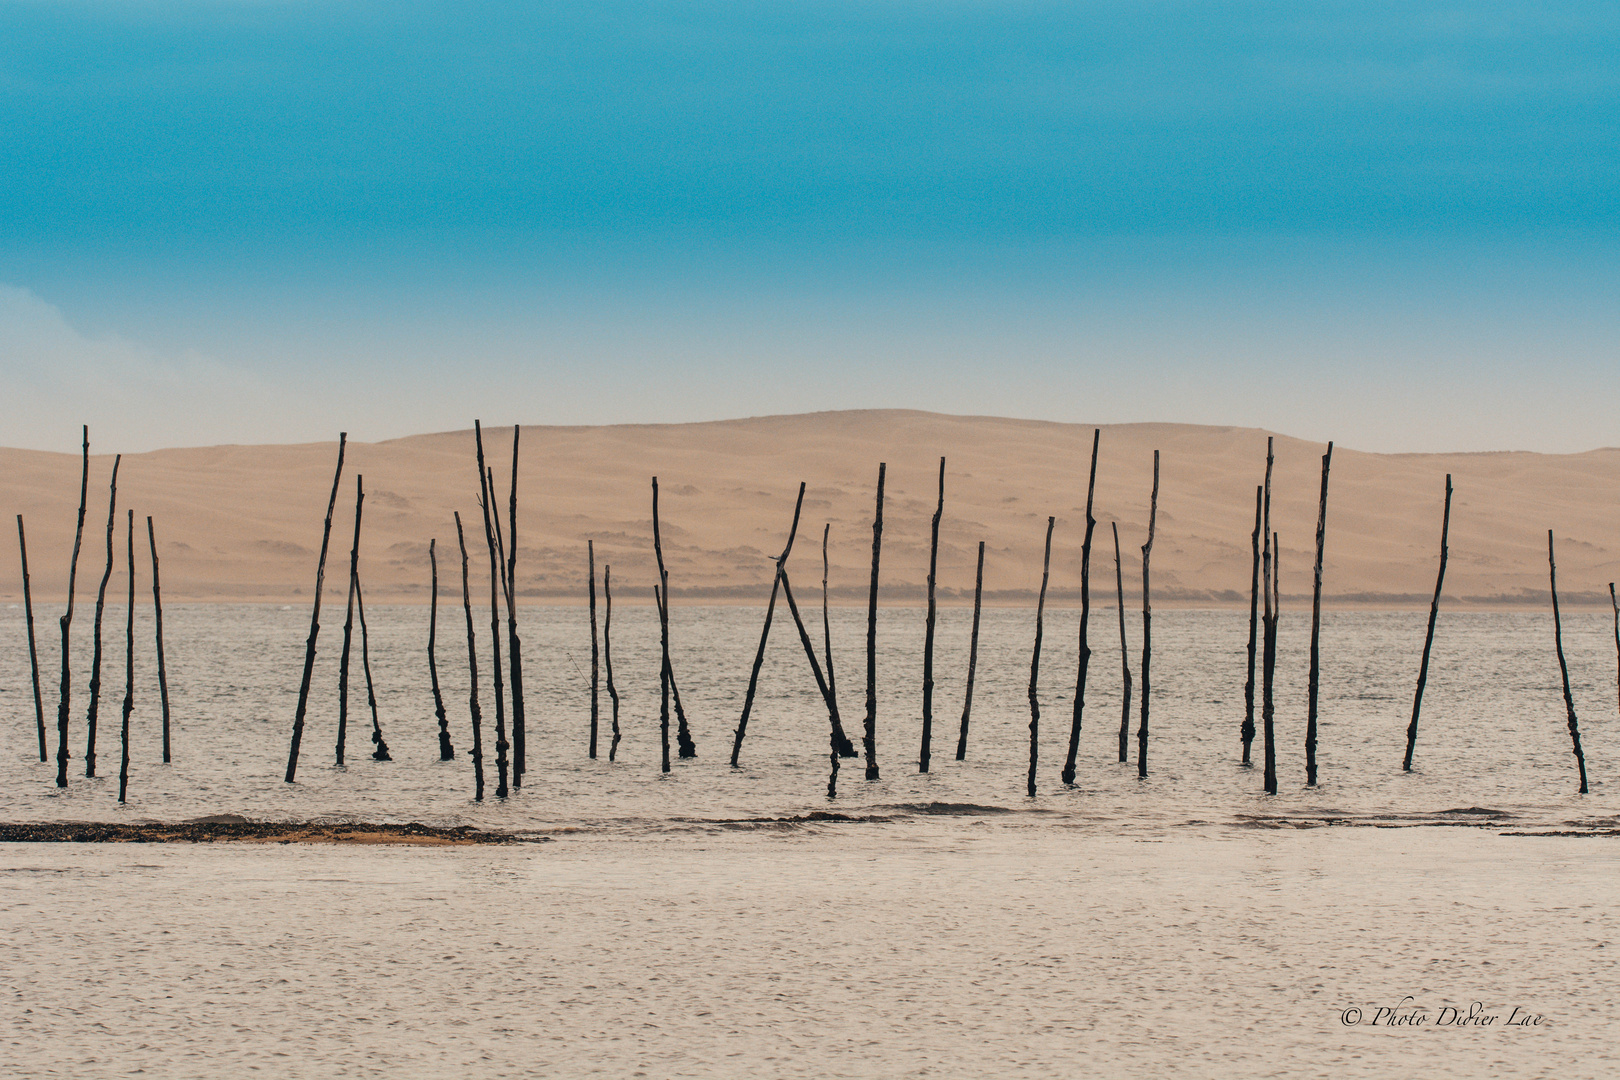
[1,410,1616,608]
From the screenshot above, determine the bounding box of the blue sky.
[1,1,1616,452]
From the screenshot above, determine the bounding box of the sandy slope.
[1,411,1615,607]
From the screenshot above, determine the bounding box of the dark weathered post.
[285,434,347,783]
[336,474,364,766]
[1306,442,1333,786]
[119,511,134,803]
[920,456,944,773]
[656,583,671,773]
[1611,582,1619,720]
[475,454,509,798]
[1548,531,1589,794]
[57,426,91,787]
[428,538,453,760]
[651,476,697,759]
[1403,475,1452,772]
[589,540,601,758]
[732,484,804,766]
[355,577,390,761]
[506,427,526,786]
[956,540,985,761]
[605,565,622,761]
[1062,429,1100,785]
[1028,516,1055,797]
[779,568,856,754]
[1241,485,1261,765]
[1260,440,1277,795]
[821,524,856,758]
[145,517,171,764]
[85,454,121,778]
[455,512,485,800]
[17,516,45,761]
[864,463,885,780]
[1112,522,1132,763]
[1137,450,1158,779]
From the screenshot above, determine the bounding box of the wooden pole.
[1136,452,1158,779]
[1306,442,1333,787]
[605,565,622,761]
[656,583,670,773]
[1241,485,1261,765]
[475,452,509,799]
[1112,522,1132,764]
[336,474,364,767]
[651,476,697,759]
[589,540,600,759]
[285,433,346,783]
[732,483,804,766]
[955,540,985,761]
[864,463,885,781]
[455,512,485,799]
[487,462,519,788]
[822,524,850,751]
[355,576,390,761]
[920,456,944,773]
[57,426,90,787]
[113,511,134,801]
[506,426,525,786]
[1028,516,1055,797]
[1261,439,1277,795]
[145,517,171,764]
[85,453,121,778]
[428,538,453,760]
[1403,475,1452,772]
[1264,530,1280,794]
[1548,531,1589,795]
[1612,582,1619,721]
[17,516,45,762]
[1062,429,1100,785]
[119,510,134,804]
[779,568,855,756]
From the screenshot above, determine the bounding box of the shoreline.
[0,818,529,846]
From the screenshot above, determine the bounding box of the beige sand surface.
[1,411,1615,607]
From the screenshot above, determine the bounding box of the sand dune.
[1,410,1616,607]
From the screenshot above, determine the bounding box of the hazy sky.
[2,1,1616,453]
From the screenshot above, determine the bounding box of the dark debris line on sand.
[0,819,532,844]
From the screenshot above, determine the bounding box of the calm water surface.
[1,603,1616,1076]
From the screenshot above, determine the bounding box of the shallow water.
[1,602,1616,1075]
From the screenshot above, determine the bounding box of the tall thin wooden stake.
[822,525,845,740]
[920,456,944,773]
[1113,522,1132,763]
[1136,451,1159,779]
[85,453,121,778]
[1612,582,1619,721]
[732,484,805,766]
[656,583,671,773]
[1063,429,1100,785]
[17,516,45,762]
[779,568,854,756]
[1028,516,1055,797]
[956,540,985,761]
[506,426,525,786]
[146,517,171,764]
[474,448,509,798]
[1241,485,1261,765]
[285,433,346,783]
[118,508,134,803]
[605,565,622,761]
[651,476,697,758]
[336,474,364,766]
[1403,475,1452,772]
[355,577,390,761]
[864,463,885,781]
[428,538,453,760]
[454,512,485,800]
[1549,531,1589,795]
[118,510,134,804]
[57,425,90,787]
[1261,439,1277,795]
[589,540,601,759]
[1306,442,1333,787]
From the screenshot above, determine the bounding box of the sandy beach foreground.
[4,410,1618,607]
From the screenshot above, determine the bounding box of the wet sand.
[0,817,521,845]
